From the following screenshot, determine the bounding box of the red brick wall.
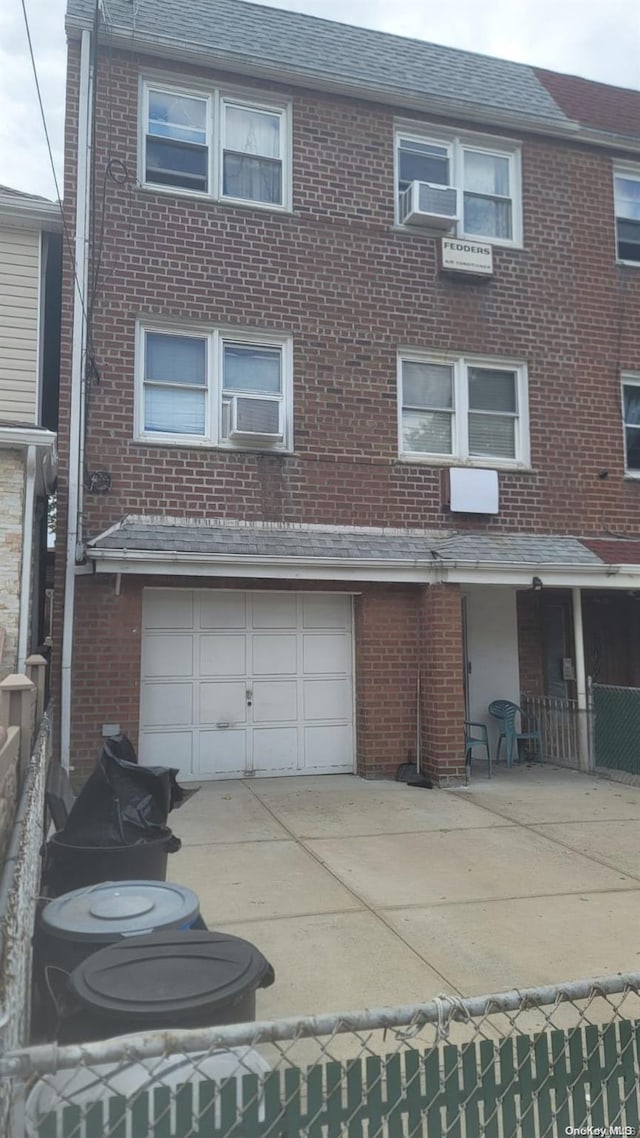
[516,590,545,696]
[419,584,466,784]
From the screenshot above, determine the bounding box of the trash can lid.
[41,881,200,942]
[69,930,275,1019]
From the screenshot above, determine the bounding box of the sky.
[1,0,639,201]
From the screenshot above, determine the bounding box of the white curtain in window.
[145,386,206,434]
[616,177,640,219]
[223,106,281,203]
[146,334,206,384]
[223,345,282,393]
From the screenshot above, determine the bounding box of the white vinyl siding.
[0,227,40,424]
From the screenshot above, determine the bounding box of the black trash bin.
[42,828,180,896]
[60,929,275,1043]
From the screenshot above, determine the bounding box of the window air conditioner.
[399,181,459,229]
[229,395,283,440]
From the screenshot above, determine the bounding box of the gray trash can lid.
[41,880,200,942]
[69,930,275,1018]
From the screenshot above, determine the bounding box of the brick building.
[57,0,640,785]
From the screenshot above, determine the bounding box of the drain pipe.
[572,586,589,771]
[60,27,94,770]
[17,446,37,674]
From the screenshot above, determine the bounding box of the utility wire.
[19,0,89,322]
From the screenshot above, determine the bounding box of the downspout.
[17,446,37,674]
[572,586,590,771]
[60,27,94,770]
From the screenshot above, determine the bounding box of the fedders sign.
[440,238,493,275]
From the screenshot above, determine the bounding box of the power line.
[19,0,89,322]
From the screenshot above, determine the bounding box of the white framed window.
[398,352,529,467]
[622,373,640,474]
[614,168,640,264]
[396,127,522,245]
[136,323,293,451]
[140,79,290,209]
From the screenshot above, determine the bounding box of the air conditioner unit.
[229,395,283,440]
[399,181,459,229]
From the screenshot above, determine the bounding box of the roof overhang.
[0,192,62,232]
[0,426,56,451]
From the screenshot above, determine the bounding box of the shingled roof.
[67,0,574,127]
[535,69,640,140]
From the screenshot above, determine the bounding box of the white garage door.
[139,589,354,779]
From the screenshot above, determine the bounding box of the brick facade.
[56,29,640,784]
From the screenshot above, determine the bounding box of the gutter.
[0,427,56,450]
[60,27,94,771]
[17,447,37,674]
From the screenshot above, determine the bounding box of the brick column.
[419,583,466,786]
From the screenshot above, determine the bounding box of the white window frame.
[395,125,523,247]
[135,320,294,452]
[622,372,640,477]
[397,350,530,469]
[139,77,292,211]
[613,165,640,267]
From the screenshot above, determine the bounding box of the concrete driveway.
[170,766,640,1020]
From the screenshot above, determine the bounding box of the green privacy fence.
[592,682,640,774]
[29,1019,640,1138]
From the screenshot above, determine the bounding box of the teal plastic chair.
[464,721,492,779]
[488,699,544,767]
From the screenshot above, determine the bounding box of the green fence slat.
[36,1113,59,1138]
[262,1070,289,1138]
[620,1021,640,1126]
[84,1100,107,1138]
[278,1066,303,1138]
[173,1082,194,1138]
[196,1079,219,1138]
[152,1085,172,1138]
[442,1042,461,1138]
[585,1024,606,1127]
[515,1032,536,1138]
[232,1073,261,1138]
[567,1028,589,1127]
[423,1047,443,1138]
[402,1047,423,1138]
[129,1091,152,1138]
[496,1036,517,1138]
[549,1028,571,1133]
[218,1075,240,1138]
[478,1038,500,1138]
[385,1053,405,1138]
[59,1104,81,1138]
[305,1064,327,1138]
[344,1058,363,1138]
[602,1020,622,1126]
[106,1095,128,1138]
[363,1055,384,1138]
[324,1060,346,1138]
[534,1032,553,1136]
[458,1042,480,1138]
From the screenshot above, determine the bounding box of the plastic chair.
[488,699,544,767]
[464,721,492,779]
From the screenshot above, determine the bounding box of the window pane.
[464,194,512,238]
[145,385,206,434]
[146,138,208,192]
[468,413,515,458]
[468,368,516,412]
[223,344,282,393]
[402,409,452,454]
[615,176,640,220]
[464,150,509,196]
[222,155,282,203]
[399,139,449,186]
[624,386,640,425]
[225,105,280,158]
[148,90,207,145]
[403,361,453,409]
[626,426,640,471]
[146,333,206,386]
[617,219,640,262]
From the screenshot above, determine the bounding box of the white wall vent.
[399,181,459,229]
[449,468,499,514]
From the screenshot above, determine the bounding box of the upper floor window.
[136,323,293,451]
[396,128,522,245]
[398,352,529,467]
[141,81,290,209]
[623,374,640,474]
[614,170,640,264]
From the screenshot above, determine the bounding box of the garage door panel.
[200,592,246,629]
[200,634,246,677]
[198,729,246,775]
[252,727,299,771]
[302,594,350,628]
[200,681,247,725]
[141,682,193,727]
[144,589,194,629]
[252,593,296,628]
[144,634,193,677]
[305,724,352,769]
[252,680,297,722]
[303,633,350,675]
[139,730,193,774]
[304,678,351,720]
[253,634,297,675]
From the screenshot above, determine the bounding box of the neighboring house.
[57,0,640,785]
[0,187,60,679]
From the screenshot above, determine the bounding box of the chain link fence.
[4,972,640,1137]
[592,682,640,779]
